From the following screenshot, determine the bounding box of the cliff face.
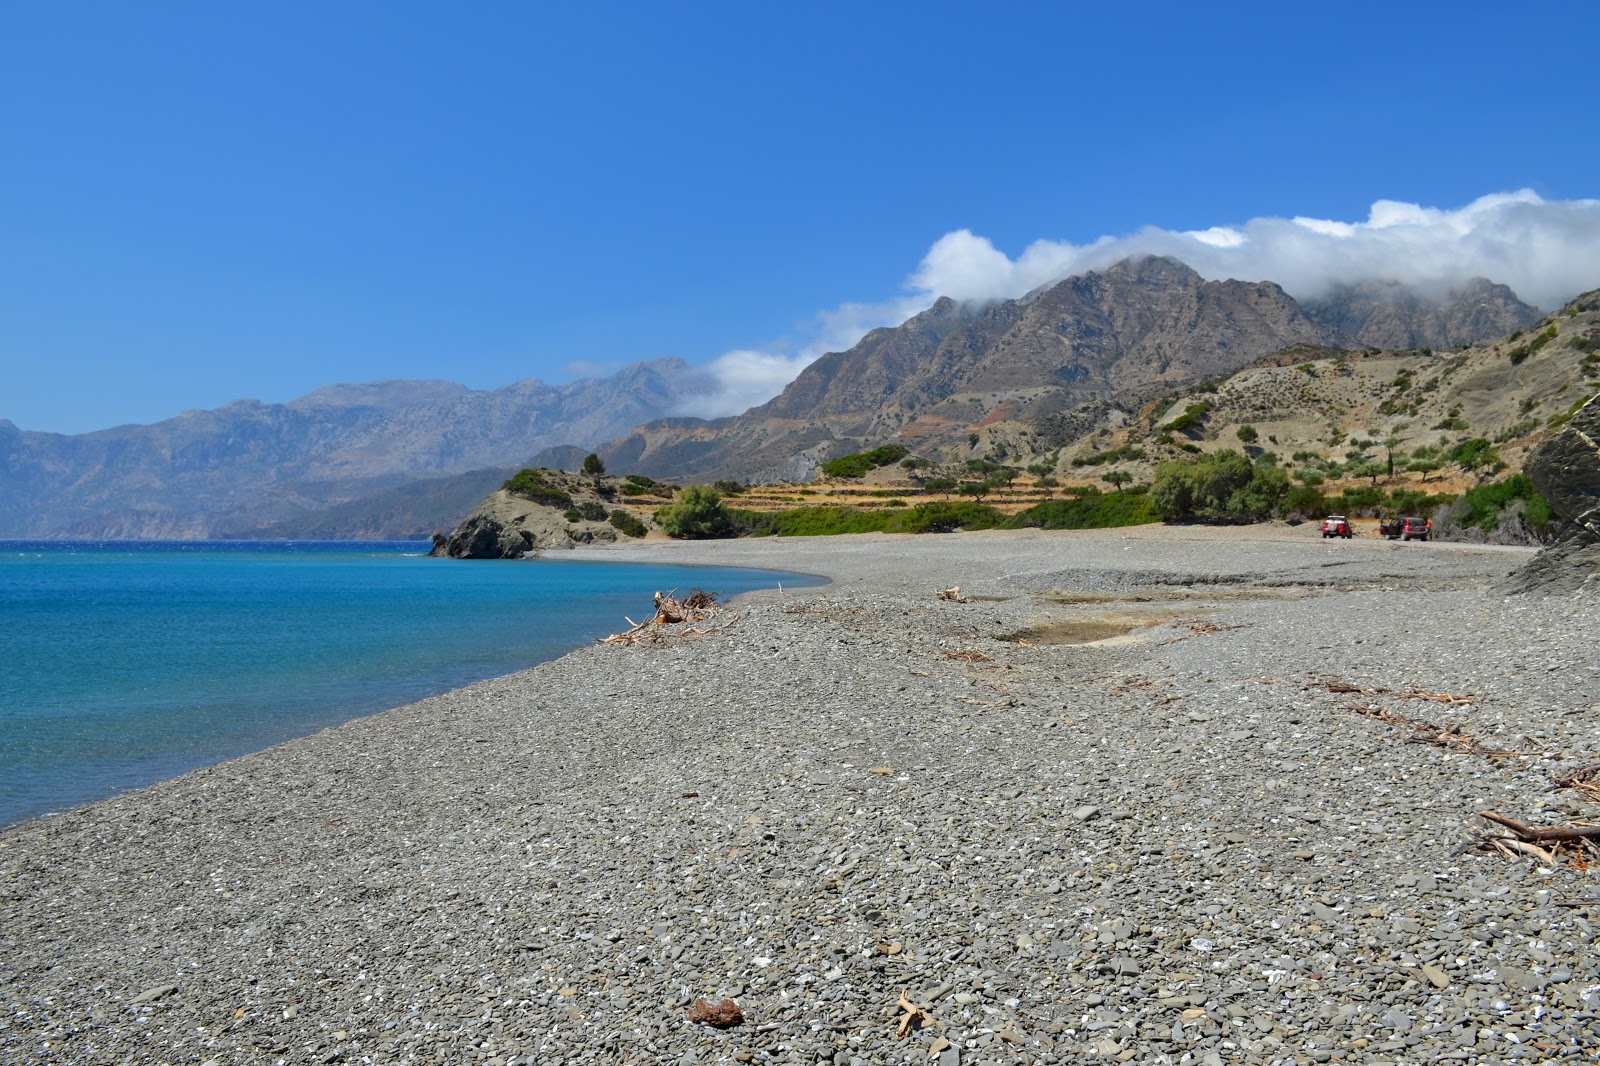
[1505,389,1600,594]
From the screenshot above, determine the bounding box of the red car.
[1321,515,1353,539]
[1401,517,1430,541]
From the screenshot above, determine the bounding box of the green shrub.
[820,454,874,479]
[502,469,574,511]
[1160,401,1214,435]
[885,501,1007,534]
[625,474,656,487]
[619,483,649,497]
[820,444,910,479]
[1010,490,1157,530]
[731,501,1009,537]
[1283,486,1328,518]
[576,501,609,522]
[1452,474,1554,536]
[748,506,888,536]
[1071,445,1146,467]
[1150,450,1287,523]
[654,486,736,539]
[1448,438,1500,473]
[1329,486,1382,510]
[713,479,745,496]
[608,510,648,538]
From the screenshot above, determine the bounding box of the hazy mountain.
[0,359,697,538]
[1303,277,1541,350]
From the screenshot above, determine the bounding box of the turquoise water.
[0,540,822,827]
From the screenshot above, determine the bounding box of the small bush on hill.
[608,510,648,538]
[820,444,911,479]
[1160,401,1214,435]
[502,469,574,511]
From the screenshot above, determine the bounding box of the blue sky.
[3,1,1597,434]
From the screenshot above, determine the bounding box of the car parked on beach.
[1320,515,1353,539]
[1401,517,1430,541]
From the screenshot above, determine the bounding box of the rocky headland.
[5,523,1600,1064]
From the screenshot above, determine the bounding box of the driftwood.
[1551,763,1600,802]
[935,586,967,603]
[893,988,934,1040]
[1322,680,1475,705]
[1467,810,1600,868]
[1338,701,1540,759]
[599,589,726,646]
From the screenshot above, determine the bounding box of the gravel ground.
[4,524,1599,1065]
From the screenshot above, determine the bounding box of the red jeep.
[1401,517,1430,541]
[1320,515,1353,539]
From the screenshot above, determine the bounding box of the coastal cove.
[6,524,1600,1064]
[0,540,823,827]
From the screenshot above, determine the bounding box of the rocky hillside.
[593,258,1547,483]
[0,359,698,539]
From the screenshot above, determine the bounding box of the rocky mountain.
[1303,277,1540,350]
[0,359,697,539]
[596,258,1346,480]
[592,259,1554,483]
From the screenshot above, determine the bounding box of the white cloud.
[674,190,1600,418]
[678,349,814,419]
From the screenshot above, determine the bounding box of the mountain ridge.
[0,261,1550,537]
[590,258,1541,482]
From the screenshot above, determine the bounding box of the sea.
[0,540,822,828]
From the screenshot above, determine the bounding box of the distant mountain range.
[0,360,698,539]
[0,259,1544,538]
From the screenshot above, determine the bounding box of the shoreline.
[6,526,1599,1064]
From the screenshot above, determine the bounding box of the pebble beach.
[4,524,1599,1066]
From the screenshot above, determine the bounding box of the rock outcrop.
[1503,393,1600,595]
[430,470,658,558]
[431,490,617,558]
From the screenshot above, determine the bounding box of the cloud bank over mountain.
[678,190,1600,418]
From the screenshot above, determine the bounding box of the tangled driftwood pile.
[598,589,727,646]
[1468,811,1600,868]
